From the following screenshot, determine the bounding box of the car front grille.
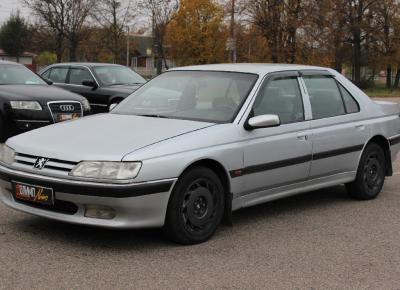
[14,153,77,173]
[47,101,83,122]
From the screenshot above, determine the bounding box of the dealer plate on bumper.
[12,181,54,206]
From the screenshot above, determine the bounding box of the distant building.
[130,34,174,78]
[0,49,37,71]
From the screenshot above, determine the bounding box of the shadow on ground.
[10,185,353,249]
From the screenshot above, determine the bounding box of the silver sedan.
[0,64,399,244]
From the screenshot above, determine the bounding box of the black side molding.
[389,135,400,146]
[0,171,173,198]
[230,144,364,178]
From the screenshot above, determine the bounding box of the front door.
[240,72,312,197]
[67,66,108,113]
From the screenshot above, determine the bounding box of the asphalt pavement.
[0,98,400,289]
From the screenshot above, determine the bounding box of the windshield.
[112,71,258,123]
[0,64,46,85]
[93,66,146,86]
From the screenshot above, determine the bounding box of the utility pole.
[126,26,130,67]
[230,0,237,63]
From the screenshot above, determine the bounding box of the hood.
[7,113,214,162]
[0,85,85,104]
[101,84,142,96]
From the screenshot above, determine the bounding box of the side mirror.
[82,80,98,89]
[44,78,53,85]
[109,103,118,111]
[245,114,280,130]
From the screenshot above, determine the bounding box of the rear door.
[240,72,312,196]
[300,71,369,178]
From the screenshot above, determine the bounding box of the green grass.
[363,87,400,98]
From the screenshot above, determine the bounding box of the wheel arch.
[108,95,125,105]
[362,135,393,176]
[178,158,233,225]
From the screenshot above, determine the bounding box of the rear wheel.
[164,167,225,244]
[346,143,386,200]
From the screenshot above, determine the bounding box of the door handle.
[297,134,309,141]
[355,125,365,131]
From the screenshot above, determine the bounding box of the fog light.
[84,205,116,220]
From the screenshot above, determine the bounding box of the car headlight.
[81,99,91,111]
[69,161,142,180]
[10,101,42,110]
[0,145,15,165]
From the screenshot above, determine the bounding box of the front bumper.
[0,164,176,228]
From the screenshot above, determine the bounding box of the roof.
[47,62,124,68]
[170,63,331,75]
[0,49,36,57]
[0,60,23,65]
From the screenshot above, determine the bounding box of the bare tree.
[24,0,94,62]
[140,0,179,74]
[92,0,136,63]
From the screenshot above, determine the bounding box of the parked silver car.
[0,64,399,244]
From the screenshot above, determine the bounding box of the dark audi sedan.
[40,63,146,113]
[0,61,91,142]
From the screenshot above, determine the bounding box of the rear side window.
[339,84,360,113]
[49,67,68,83]
[68,67,94,85]
[303,75,345,119]
[253,76,304,124]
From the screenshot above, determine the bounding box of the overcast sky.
[0,0,30,23]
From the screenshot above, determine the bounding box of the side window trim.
[250,71,306,125]
[66,66,99,87]
[301,74,348,120]
[48,66,69,84]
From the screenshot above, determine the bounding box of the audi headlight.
[10,101,42,110]
[0,144,15,165]
[81,99,91,111]
[70,161,142,180]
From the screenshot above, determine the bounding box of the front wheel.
[346,143,386,200]
[164,167,225,244]
[0,116,6,143]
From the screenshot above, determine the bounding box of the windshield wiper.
[137,114,170,119]
[109,82,144,86]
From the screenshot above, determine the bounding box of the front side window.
[252,76,304,124]
[68,67,93,85]
[49,67,68,83]
[93,66,146,86]
[113,71,258,123]
[0,64,46,85]
[304,75,345,119]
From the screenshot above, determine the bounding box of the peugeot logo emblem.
[33,157,49,170]
[59,105,75,112]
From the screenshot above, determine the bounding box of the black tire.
[0,116,6,143]
[164,167,225,244]
[346,143,386,200]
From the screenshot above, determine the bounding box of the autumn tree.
[373,0,400,88]
[167,0,227,65]
[0,12,30,62]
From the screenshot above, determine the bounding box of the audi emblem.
[59,105,75,112]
